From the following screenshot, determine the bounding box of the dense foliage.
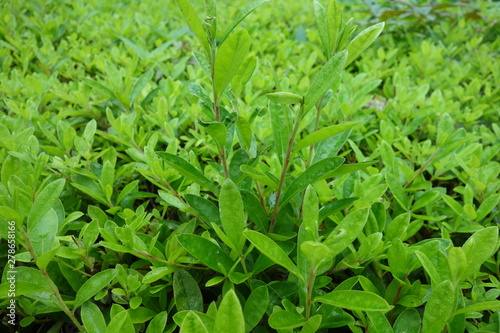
[0,0,499,332]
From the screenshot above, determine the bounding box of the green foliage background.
[0,0,499,332]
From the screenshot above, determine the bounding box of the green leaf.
[142,267,175,284]
[315,290,392,312]
[146,311,168,333]
[130,69,154,103]
[267,92,303,104]
[412,189,442,211]
[180,312,209,333]
[345,22,384,66]
[106,310,134,333]
[214,289,245,333]
[236,115,253,151]
[185,194,220,224]
[385,167,408,210]
[476,193,500,221]
[314,1,330,57]
[269,101,292,163]
[300,315,322,333]
[177,234,234,274]
[220,0,270,43]
[269,309,307,329]
[461,226,499,280]
[327,0,342,54]
[82,302,107,333]
[448,247,467,286]
[220,178,246,252]
[280,157,344,207]
[294,122,358,153]
[241,190,269,231]
[214,30,250,97]
[157,152,218,194]
[75,269,118,308]
[385,213,410,241]
[323,208,369,257]
[303,50,347,113]
[415,251,441,286]
[29,208,58,258]
[393,309,421,333]
[200,121,227,150]
[174,269,204,312]
[367,311,393,333]
[243,285,268,332]
[301,241,332,268]
[318,197,358,222]
[422,280,455,333]
[27,178,65,230]
[452,301,500,316]
[244,230,302,280]
[174,0,211,57]
[204,0,217,41]
[302,185,319,242]
[323,161,373,178]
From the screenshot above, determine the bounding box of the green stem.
[269,104,305,233]
[211,63,230,179]
[305,268,316,320]
[21,230,86,332]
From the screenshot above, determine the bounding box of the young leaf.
[174,269,204,312]
[267,92,303,105]
[27,178,65,229]
[243,285,268,332]
[327,0,342,54]
[29,208,58,258]
[157,152,219,194]
[177,234,234,274]
[241,190,269,231]
[448,247,467,286]
[82,301,107,333]
[303,50,347,113]
[393,309,421,333]
[220,0,270,44]
[204,0,217,42]
[214,289,245,333]
[293,122,358,152]
[220,178,246,252]
[269,309,307,329]
[461,226,499,280]
[314,1,330,57]
[451,301,500,316]
[199,121,227,150]
[323,208,369,257]
[269,101,292,163]
[301,241,332,268]
[415,251,441,287]
[280,157,344,207]
[345,22,384,66]
[302,185,319,242]
[214,30,250,97]
[243,230,302,280]
[367,311,393,333]
[174,0,211,57]
[300,315,322,333]
[315,290,392,312]
[184,194,221,224]
[180,312,208,333]
[422,280,455,333]
[75,269,118,308]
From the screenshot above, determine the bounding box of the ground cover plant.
[0,0,499,332]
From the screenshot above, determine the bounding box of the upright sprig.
[174,0,269,179]
[266,0,385,232]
